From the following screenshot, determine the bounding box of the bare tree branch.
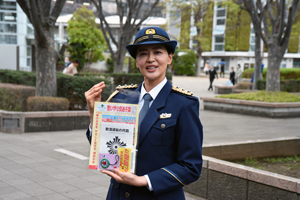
[276,0,285,42]
[29,0,47,44]
[280,0,300,54]
[17,0,33,24]
[49,0,66,26]
[42,0,51,16]
[267,0,276,28]
[37,0,46,26]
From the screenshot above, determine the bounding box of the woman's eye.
[155,51,162,54]
[138,52,147,56]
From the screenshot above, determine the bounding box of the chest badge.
[159,113,172,119]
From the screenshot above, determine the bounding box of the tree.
[67,6,107,71]
[91,0,160,73]
[238,0,300,92]
[17,0,66,96]
[171,0,211,76]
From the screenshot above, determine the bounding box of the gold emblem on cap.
[145,28,156,34]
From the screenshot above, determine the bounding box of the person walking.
[229,67,236,85]
[84,27,203,200]
[220,64,225,78]
[208,65,218,91]
[236,64,243,84]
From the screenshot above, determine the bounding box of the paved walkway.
[0,76,299,200]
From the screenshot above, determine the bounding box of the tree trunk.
[113,41,128,73]
[253,32,262,90]
[35,27,57,96]
[266,43,281,92]
[196,55,202,76]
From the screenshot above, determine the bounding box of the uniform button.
[161,124,166,129]
[125,192,130,198]
[111,183,113,188]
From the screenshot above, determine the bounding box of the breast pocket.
[151,119,177,146]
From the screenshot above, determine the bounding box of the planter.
[184,138,300,200]
[201,97,300,118]
[0,110,89,133]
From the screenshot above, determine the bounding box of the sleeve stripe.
[161,168,186,186]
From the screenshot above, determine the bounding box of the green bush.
[0,70,36,86]
[0,84,35,111]
[173,50,197,76]
[242,68,300,79]
[57,74,111,110]
[257,79,300,92]
[27,96,69,111]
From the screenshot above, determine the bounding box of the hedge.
[257,79,300,92]
[27,96,69,111]
[0,83,35,111]
[242,68,300,80]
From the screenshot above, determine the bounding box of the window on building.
[293,59,300,68]
[216,19,225,25]
[0,35,17,44]
[0,12,16,22]
[0,23,17,33]
[217,9,226,17]
[0,1,16,11]
[214,35,224,51]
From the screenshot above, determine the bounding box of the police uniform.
[85,27,203,200]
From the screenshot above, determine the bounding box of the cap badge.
[145,28,156,35]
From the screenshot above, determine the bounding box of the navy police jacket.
[86,80,203,200]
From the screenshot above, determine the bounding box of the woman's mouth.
[146,66,158,72]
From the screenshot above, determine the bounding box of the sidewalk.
[0,76,299,200]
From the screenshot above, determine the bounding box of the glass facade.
[0,0,17,44]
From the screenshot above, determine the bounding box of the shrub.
[56,74,111,110]
[0,83,35,111]
[257,79,300,92]
[173,50,197,76]
[0,70,36,86]
[242,68,300,79]
[26,96,69,111]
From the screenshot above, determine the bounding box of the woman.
[85,27,203,200]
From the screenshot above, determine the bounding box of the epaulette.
[172,86,193,96]
[106,84,139,102]
[116,84,138,90]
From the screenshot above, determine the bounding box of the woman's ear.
[167,53,173,65]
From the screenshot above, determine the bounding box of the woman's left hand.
[101,169,148,187]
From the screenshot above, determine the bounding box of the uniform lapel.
[138,80,172,147]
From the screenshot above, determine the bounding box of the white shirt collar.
[139,77,167,102]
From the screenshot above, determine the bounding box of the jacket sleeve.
[147,98,203,196]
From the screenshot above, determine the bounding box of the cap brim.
[126,40,177,59]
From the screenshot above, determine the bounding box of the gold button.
[111,183,113,188]
[161,124,166,129]
[125,192,130,198]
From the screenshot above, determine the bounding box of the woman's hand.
[85,82,106,126]
[101,169,148,187]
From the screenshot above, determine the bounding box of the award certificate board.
[89,102,139,174]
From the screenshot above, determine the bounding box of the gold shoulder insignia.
[116,84,138,90]
[172,86,193,96]
[106,90,119,102]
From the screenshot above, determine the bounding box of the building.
[167,1,300,73]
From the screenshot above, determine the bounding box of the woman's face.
[136,44,173,86]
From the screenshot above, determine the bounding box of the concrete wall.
[184,156,300,200]
[0,45,18,70]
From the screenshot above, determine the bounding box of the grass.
[216,91,300,102]
[235,155,300,178]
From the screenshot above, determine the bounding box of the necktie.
[139,93,152,126]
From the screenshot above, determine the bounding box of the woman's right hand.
[85,82,106,126]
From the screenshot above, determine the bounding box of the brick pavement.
[0,76,299,200]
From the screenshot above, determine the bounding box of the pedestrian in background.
[220,64,225,78]
[64,59,80,76]
[208,65,218,91]
[204,62,209,75]
[230,67,236,85]
[236,64,243,84]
